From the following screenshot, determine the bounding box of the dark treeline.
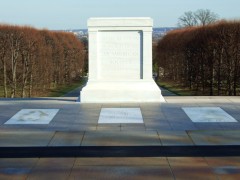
[0,25,86,98]
[155,21,240,95]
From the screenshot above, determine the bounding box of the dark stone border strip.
[0,146,240,158]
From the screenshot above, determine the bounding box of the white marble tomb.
[80,17,165,103]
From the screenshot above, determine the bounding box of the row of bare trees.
[0,25,86,98]
[155,21,240,95]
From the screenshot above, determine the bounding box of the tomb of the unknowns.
[80,17,165,103]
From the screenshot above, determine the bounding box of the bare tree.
[8,27,23,98]
[20,27,39,97]
[0,26,9,97]
[178,9,218,27]
[195,9,219,26]
[178,11,197,27]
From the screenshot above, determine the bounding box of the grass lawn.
[0,78,87,98]
[0,86,5,97]
[157,80,196,96]
[47,78,86,97]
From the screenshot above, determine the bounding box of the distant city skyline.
[0,0,240,30]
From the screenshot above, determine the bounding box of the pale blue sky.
[0,0,239,29]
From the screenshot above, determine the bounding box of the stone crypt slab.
[5,109,59,124]
[182,107,237,123]
[80,17,165,103]
[98,108,143,123]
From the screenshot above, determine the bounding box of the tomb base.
[80,80,165,103]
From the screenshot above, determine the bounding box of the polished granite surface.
[1,96,240,179]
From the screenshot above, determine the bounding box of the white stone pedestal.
[80,17,165,103]
[81,80,165,103]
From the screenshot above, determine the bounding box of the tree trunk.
[22,52,31,98]
[21,54,27,98]
[29,73,33,97]
[217,48,223,95]
[11,51,18,98]
[2,57,8,97]
[10,36,20,98]
[11,55,17,98]
[209,60,214,96]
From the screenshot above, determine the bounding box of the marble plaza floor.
[0,96,240,179]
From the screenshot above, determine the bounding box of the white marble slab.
[98,108,143,123]
[182,107,237,122]
[5,109,59,124]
